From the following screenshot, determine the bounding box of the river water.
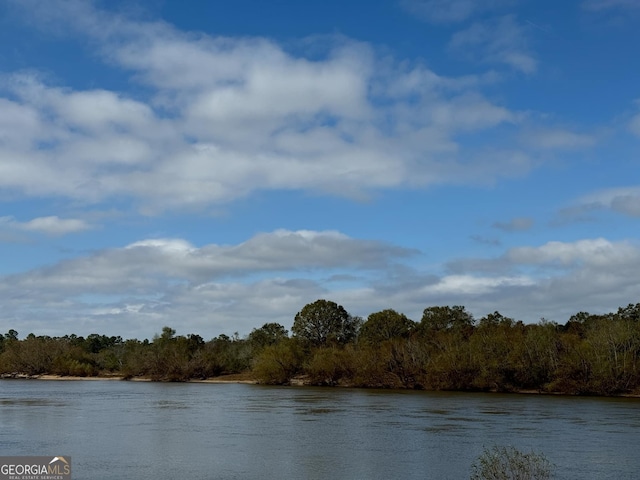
[0,380,638,479]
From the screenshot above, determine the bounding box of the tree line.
[2,300,640,396]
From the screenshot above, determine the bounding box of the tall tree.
[5,329,18,341]
[359,309,415,344]
[292,299,360,346]
[248,323,288,349]
[420,305,475,332]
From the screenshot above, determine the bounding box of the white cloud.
[428,93,516,130]
[449,15,537,73]
[423,274,534,295]
[185,49,371,124]
[20,216,92,235]
[431,237,640,322]
[0,1,532,212]
[126,238,195,253]
[447,238,634,273]
[0,215,92,236]
[0,98,45,149]
[2,231,639,337]
[506,238,635,267]
[0,229,414,295]
[0,229,416,337]
[57,90,154,133]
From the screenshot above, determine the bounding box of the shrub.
[471,446,553,480]
[252,340,303,384]
[306,347,355,386]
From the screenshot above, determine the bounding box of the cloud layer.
[2,230,639,339]
[0,0,544,213]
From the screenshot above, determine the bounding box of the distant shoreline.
[2,373,640,398]
[0,373,257,384]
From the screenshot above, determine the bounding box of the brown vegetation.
[2,302,640,396]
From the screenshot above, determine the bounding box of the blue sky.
[0,0,639,339]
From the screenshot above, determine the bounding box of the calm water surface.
[0,380,638,479]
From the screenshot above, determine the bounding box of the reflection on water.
[0,398,67,407]
[0,381,639,479]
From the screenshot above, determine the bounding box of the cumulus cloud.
[422,274,534,295]
[452,238,638,272]
[0,229,416,337]
[119,230,416,283]
[0,0,533,212]
[0,228,414,296]
[441,237,640,321]
[506,238,635,267]
[449,15,537,73]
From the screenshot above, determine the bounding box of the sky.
[0,0,638,340]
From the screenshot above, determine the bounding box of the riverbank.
[1,372,257,384]
[2,372,639,397]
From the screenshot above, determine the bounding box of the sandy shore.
[37,374,125,381]
[3,374,639,396]
[2,373,256,384]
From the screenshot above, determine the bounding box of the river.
[1,380,638,479]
